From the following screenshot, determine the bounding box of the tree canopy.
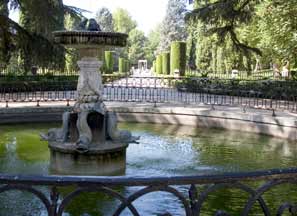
[0,0,83,72]
[113,8,137,34]
[158,0,188,52]
[128,29,147,64]
[187,0,261,56]
[186,0,297,72]
[95,7,114,32]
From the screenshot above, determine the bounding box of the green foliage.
[144,25,161,65]
[250,1,297,65]
[159,0,187,51]
[113,8,137,34]
[64,14,80,72]
[0,0,10,65]
[117,59,129,73]
[123,59,130,73]
[153,61,156,73]
[104,51,114,74]
[188,0,261,56]
[18,0,65,73]
[170,41,186,76]
[176,78,297,100]
[128,29,146,64]
[162,52,170,75]
[0,0,83,73]
[291,69,297,81]
[112,8,140,65]
[156,55,163,74]
[186,20,197,70]
[187,0,297,75]
[118,57,125,73]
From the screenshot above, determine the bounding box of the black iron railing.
[0,168,297,215]
[1,76,297,112]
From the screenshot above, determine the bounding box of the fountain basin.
[1,122,297,215]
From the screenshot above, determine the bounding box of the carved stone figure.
[87,18,101,31]
[78,18,88,30]
[76,111,92,152]
[77,60,103,103]
[41,112,70,142]
[48,18,134,174]
[107,112,139,143]
[77,18,101,31]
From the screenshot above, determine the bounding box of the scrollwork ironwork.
[0,168,297,215]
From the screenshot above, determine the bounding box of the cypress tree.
[0,0,11,65]
[170,41,186,76]
[156,55,163,74]
[119,58,125,73]
[158,0,187,51]
[153,61,156,73]
[162,52,170,75]
[104,51,114,74]
[125,59,130,73]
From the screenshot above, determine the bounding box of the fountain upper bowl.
[53,31,128,48]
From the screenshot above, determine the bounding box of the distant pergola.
[138,60,147,71]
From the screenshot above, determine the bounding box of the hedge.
[119,58,125,73]
[153,61,156,73]
[104,51,114,74]
[170,41,187,76]
[156,55,163,74]
[162,52,170,75]
[125,60,130,73]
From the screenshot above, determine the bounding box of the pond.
[0,122,296,216]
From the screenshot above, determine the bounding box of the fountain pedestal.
[49,141,128,175]
[43,19,136,176]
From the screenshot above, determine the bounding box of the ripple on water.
[0,123,297,215]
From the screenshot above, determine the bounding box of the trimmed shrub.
[119,58,125,73]
[104,51,114,74]
[156,55,163,74]
[153,61,156,73]
[170,41,187,76]
[162,52,170,75]
[125,59,130,73]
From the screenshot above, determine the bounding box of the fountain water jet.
[42,19,138,175]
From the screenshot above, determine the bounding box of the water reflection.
[0,123,296,215]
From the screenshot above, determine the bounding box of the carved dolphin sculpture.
[107,111,140,144]
[40,112,70,143]
[40,128,65,142]
[76,18,101,31]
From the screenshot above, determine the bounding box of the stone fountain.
[42,19,138,175]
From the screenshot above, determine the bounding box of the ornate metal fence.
[0,168,297,215]
[1,76,297,112]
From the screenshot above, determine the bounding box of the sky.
[63,0,168,35]
[9,0,168,35]
[9,0,192,35]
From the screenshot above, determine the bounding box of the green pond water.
[0,122,296,216]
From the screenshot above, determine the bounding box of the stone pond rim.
[53,31,128,47]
